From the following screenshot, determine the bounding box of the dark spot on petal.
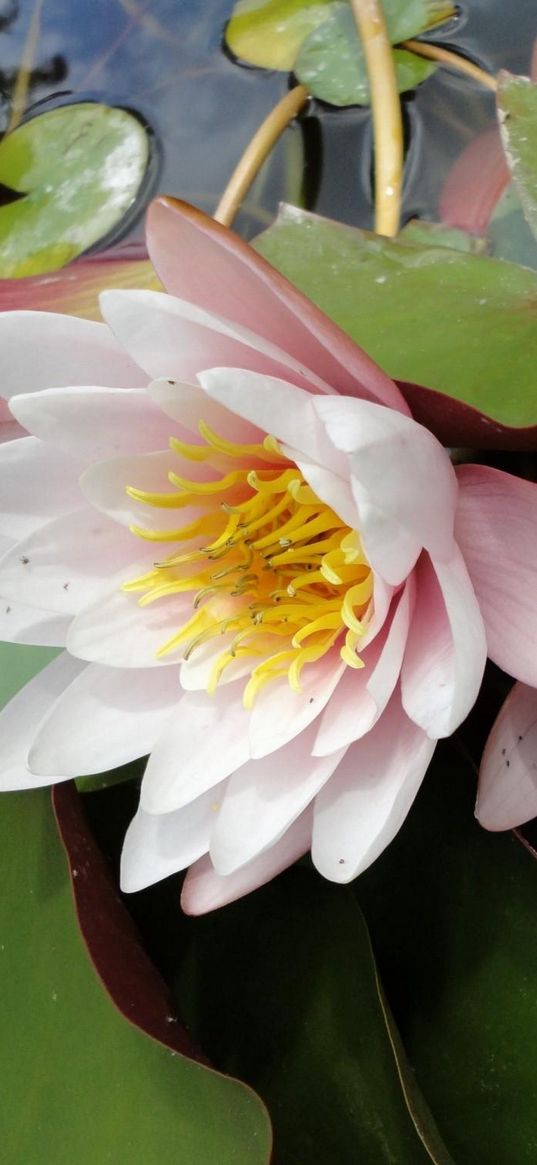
[506,760,510,767]
[501,748,506,756]
[338,858,345,864]
[63,582,70,591]
[20,556,29,565]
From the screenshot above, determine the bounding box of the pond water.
[0,0,536,247]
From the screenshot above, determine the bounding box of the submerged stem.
[214,84,309,228]
[402,39,497,92]
[349,0,403,237]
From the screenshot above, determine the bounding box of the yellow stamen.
[124,420,375,703]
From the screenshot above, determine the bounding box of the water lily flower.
[0,199,535,914]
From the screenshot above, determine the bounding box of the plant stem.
[214,85,309,228]
[7,0,43,134]
[402,39,497,92]
[349,0,403,237]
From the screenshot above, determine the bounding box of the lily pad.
[225,0,453,73]
[498,71,537,244]
[358,737,537,1164]
[0,102,149,277]
[488,183,537,268]
[255,203,537,428]
[295,3,436,106]
[0,642,272,1165]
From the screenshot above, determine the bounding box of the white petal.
[312,692,436,882]
[29,663,180,777]
[67,577,191,668]
[9,387,171,462]
[0,652,86,790]
[401,548,487,738]
[147,377,263,443]
[0,311,145,399]
[181,807,313,915]
[0,509,137,615]
[120,782,226,893]
[0,436,84,539]
[314,395,457,582]
[199,368,344,473]
[313,580,412,756]
[79,448,204,530]
[0,599,68,646]
[210,722,345,875]
[248,650,346,759]
[140,685,250,814]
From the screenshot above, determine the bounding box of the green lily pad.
[400,218,489,254]
[225,0,453,73]
[0,103,149,277]
[488,182,537,268]
[295,3,436,106]
[0,642,272,1164]
[174,867,453,1164]
[255,204,537,427]
[498,71,537,245]
[358,737,537,1164]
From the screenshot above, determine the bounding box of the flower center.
[124,422,373,707]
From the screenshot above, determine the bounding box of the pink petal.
[210,722,345,875]
[29,663,180,777]
[312,691,436,881]
[476,681,537,830]
[0,311,145,398]
[181,806,313,915]
[139,685,250,814]
[0,652,85,790]
[0,509,138,616]
[99,289,331,394]
[314,395,457,583]
[0,248,158,322]
[455,464,537,686]
[121,782,226,893]
[401,548,487,738]
[0,436,85,539]
[9,387,172,462]
[248,650,346,759]
[146,198,407,412]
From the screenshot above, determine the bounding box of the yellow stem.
[349,0,403,237]
[214,84,309,228]
[7,0,44,134]
[402,39,497,92]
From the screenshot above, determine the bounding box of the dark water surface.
[1,0,536,245]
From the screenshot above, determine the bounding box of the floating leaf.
[358,737,537,1165]
[173,866,453,1164]
[498,71,537,244]
[0,103,149,277]
[399,218,488,254]
[488,182,537,268]
[0,642,272,1165]
[225,0,453,73]
[255,203,537,428]
[295,3,436,106]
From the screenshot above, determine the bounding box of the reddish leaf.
[398,379,537,450]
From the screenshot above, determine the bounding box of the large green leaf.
[0,103,149,277]
[498,72,537,245]
[173,866,454,1164]
[0,644,272,1164]
[255,203,537,427]
[225,0,453,72]
[295,3,436,106]
[358,737,537,1165]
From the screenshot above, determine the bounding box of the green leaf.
[0,103,149,277]
[400,218,489,254]
[254,203,537,427]
[498,71,537,245]
[295,4,436,106]
[225,0,453,72]
[357,737,537,1165]
[0,642,272,1164]
[174,866,454,1164]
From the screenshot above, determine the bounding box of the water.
[0,0,536,244]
